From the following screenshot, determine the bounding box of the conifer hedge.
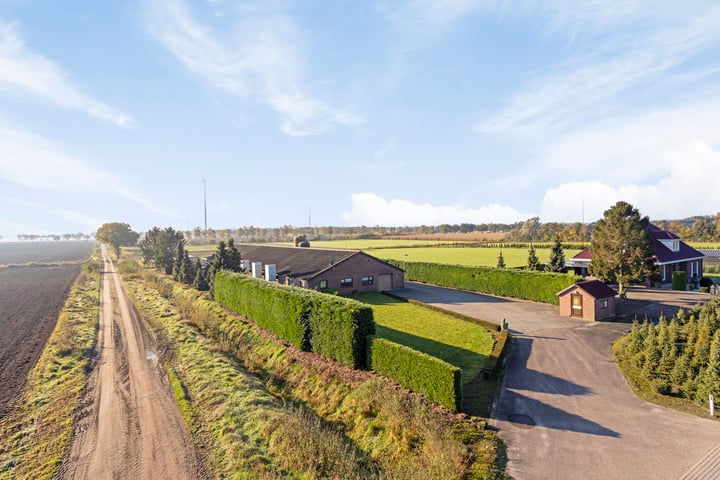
[368,336,462,411]
[390,261,580,305]
[214,271,374,368]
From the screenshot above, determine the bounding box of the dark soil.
[0,241,93,265]
[0,265,83,417]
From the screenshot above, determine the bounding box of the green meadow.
[357,293,496,386]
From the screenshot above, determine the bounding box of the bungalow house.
[234,244,404,294]
[557,280,618,321]
[566,224,705,286]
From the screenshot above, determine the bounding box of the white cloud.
[341,192,534,226]
[540,140,720,222]
[0,123,181,219]
[143,0,361,136]
[0,20,132,127]
[499,96,720,190]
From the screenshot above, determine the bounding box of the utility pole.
[201,178,207,231]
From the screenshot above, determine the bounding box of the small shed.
[557,280,618,321]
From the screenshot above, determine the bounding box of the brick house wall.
[305,253,405,294]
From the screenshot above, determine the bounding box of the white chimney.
[251,261,263,278]
[265,264,276,282]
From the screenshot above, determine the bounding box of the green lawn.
[373,246,583,268]
[357,293,496,386]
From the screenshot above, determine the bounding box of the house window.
[319,280,328,289]
[361,276,374,285]
[340,278,353,287]
[600,299,608,309]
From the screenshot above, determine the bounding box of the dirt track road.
[61,247,206,479]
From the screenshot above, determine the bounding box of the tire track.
[61,247,207,479]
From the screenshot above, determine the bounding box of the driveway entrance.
[394,282,720,480]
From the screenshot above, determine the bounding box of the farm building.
[557,280,618,321]
[234,244,404,294]
[566,224,705,286]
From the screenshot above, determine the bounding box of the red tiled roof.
[558,280,617,298]
[572,246,592,260]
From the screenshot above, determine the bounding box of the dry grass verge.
[120,262,506,479]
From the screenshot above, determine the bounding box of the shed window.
[319,280,328,289]
[361,276,374,285]
[600,299,608,309]
[571,293,583,317]
[340,278,353,287]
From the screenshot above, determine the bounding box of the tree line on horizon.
[10,211,720,245]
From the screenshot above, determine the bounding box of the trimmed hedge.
[368,336,462,411]
[483,330,509,379]
[215,271,310,350]
[214,271,375,368]
[306,294,376,369]
[672,271,687,291]
[389,261,580,305]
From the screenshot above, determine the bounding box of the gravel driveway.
[394,282,720,480]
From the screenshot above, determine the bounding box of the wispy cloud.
[476,3,720,138]
[341,192,533,226]
[0,123,181,219]
[143,0,361,136]
[0,20,132,127]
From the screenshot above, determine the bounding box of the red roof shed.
[557,280,618,321]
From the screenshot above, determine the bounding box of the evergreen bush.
[672,271,687,291]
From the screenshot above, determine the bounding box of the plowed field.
[0,242,93,417]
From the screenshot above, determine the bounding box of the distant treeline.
[13,212,720,245]
[15,233,93,242]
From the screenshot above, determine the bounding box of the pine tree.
[226,238,242,272]
[695,331,720,405]
[526,244,540,270]
[179,250,196,285]
[497,250,506,268]
[172,241,184,281]
[193,261,209,291]
[588,201,656,294]
[546,236,566,273]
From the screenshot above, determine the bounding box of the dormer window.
[672,240,679,251]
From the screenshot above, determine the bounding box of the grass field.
[372,246,583,268]
[357,293,495,386]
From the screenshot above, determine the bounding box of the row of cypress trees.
[620,298,720,406]
[141,226,244,293]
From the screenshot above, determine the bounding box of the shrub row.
[368,337,462,411]
[214,271,375,369]
[390,261,580,305]
[483,330,510,379]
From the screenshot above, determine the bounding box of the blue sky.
[2,0,720,238]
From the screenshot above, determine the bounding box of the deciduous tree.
[95,222,140,258]
[589,201,656,294]
[141,227,185,274]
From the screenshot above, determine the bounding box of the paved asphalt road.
[394,282,720,480]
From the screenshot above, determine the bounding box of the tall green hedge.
[214,271,375,368]
[390,261,580,305]
[368,337,462,411]
[307,295,376,369]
